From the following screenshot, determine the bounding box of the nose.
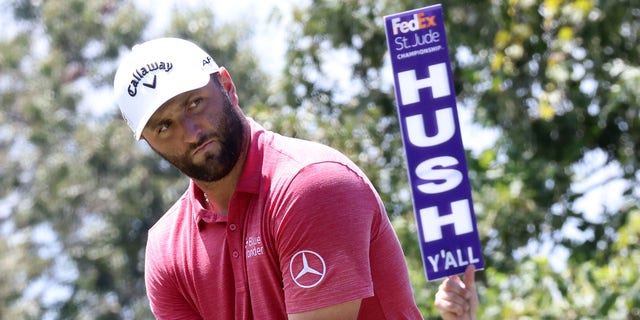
[181,116,202,144]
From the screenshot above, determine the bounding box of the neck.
[194,123,250,217]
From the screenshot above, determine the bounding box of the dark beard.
[159,95,246,182]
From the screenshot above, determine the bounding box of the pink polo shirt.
[144,119,422,319]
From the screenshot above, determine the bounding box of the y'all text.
[427,246,480,272]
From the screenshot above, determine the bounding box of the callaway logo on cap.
[113,38,220,140]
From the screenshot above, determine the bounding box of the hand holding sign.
[384,4,484,281]
[435,265,478,320]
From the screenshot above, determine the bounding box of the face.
[142,74,246,182]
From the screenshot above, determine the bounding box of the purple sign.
[384,4,484,281]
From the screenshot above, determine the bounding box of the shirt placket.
[227,192,252,319]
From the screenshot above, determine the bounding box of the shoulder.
[263,137,374,196]
[291,161,372,196]
[249,118,368,182]
[257,130,383,207]
[262,131,365,181]
[146,191,192,261]
[148,193,188,237]
[267,159,384,237]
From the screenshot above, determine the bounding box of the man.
[113,37,423,319]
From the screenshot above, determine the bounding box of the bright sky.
[83,0,301,117]
[138,0,300,75]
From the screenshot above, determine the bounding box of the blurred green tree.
[0,0,267,318]
[1,0,638,318]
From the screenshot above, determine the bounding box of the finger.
[436,278,471,312]
[439,275,467,298]
[463,265,476,297]
[462,264,479,316]
[435,291,470,311]
[434,295,467,317]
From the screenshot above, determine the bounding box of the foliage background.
[0,0,638,319]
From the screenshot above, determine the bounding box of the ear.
[217,67,239,107]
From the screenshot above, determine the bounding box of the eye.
[188,97,203,110]
[157,120,171,134]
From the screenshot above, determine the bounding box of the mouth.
[192,138,216,156]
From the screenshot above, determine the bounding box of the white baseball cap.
[113,38,220,140]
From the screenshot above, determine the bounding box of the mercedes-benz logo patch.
[289,250,326,288]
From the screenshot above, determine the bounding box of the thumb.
[463,264,478,318]
[463,264,476,293]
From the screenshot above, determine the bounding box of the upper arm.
[288,299,362,320]
[274,161,381,314]
[146,272,202,320]
[145,229,202,320]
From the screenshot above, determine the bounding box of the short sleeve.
[273,161,382,314]
[145,225,202,320]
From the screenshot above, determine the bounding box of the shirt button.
[232,250,239,258]
[229,224,237,231]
